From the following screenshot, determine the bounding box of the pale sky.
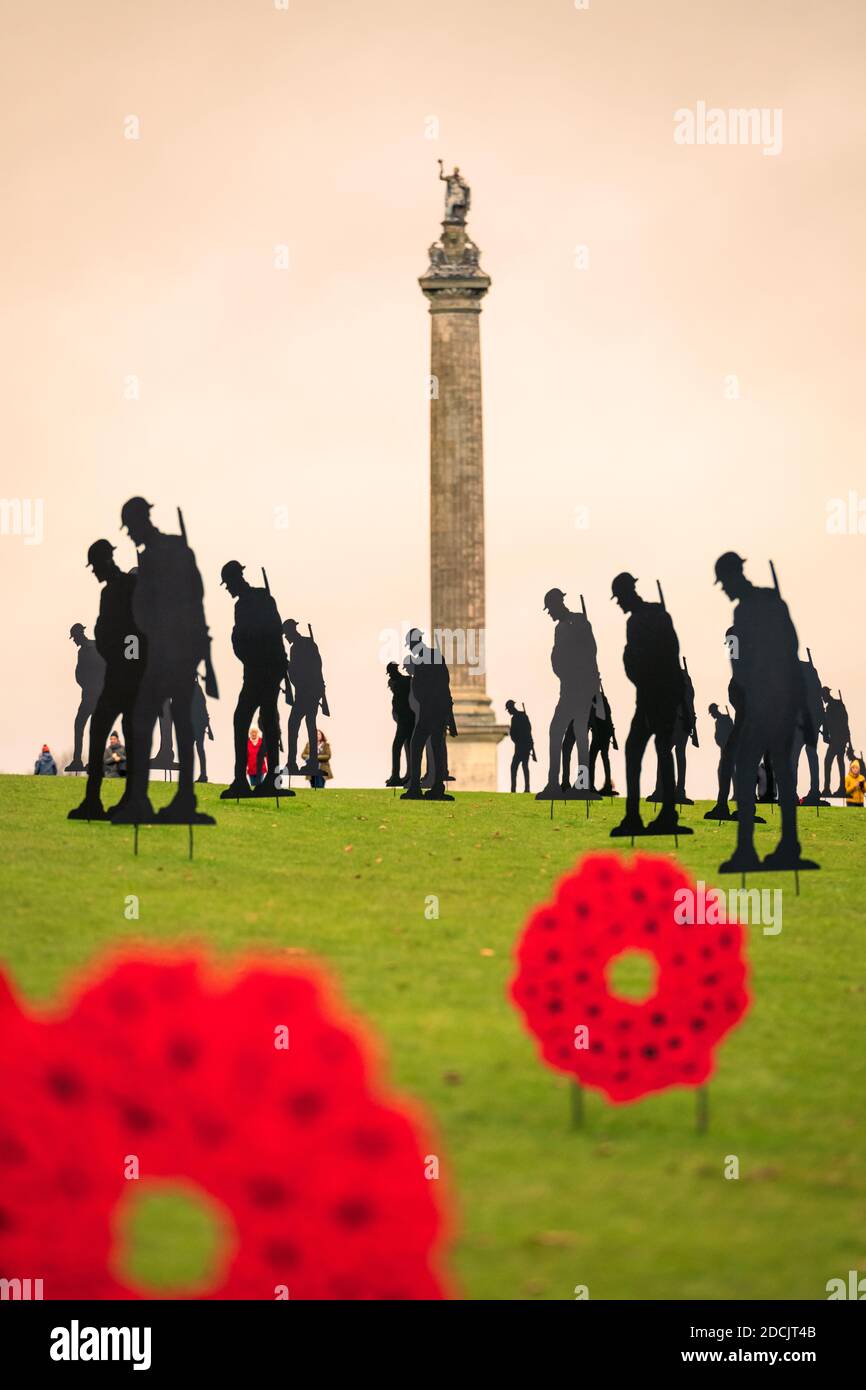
[1,0,864,790]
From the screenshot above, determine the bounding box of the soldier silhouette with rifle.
[714,552,817,872]
[536,589,602,800]
[561,683,617,794]
[505,699,535,793]
[609,573,691,838]
[220,561,288,799]
[820,686,851,798]
[282,619,328,778]
[112,498,217,825]
[68,541,141,820]
[792,649,826,806]
[401,628,455,801]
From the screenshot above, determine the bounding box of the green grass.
[1,774,864,1300]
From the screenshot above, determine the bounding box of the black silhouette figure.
[714,553,817,872]
[536,589,601,800]
[283,619,327,778]
[386,661,415,786]
[792,651,826,805]
[705,702,736,820]
[609,574,691,838]
[588,686,616,794]
[756,754,777,803]
[561,687,617,794]
[65,622,105,772]
[191,672,213,783]
[68,541,142,820]
[401,629,455,801]
[820,687,851,797]
[112,498,216,825]
[649,657,697,805]
[220,562,289,800]
[505,699,535,792]
[150,702,177,773]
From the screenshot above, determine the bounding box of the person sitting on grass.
[845,758,865,808]
[103,730,127,778]
[34,744,57,775]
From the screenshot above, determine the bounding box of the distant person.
[386,661,414,787]
[505,699,535,793]
[103,731,126,778]
[821,687,851,798]
[536,588,601,800]
[34,745,57,775]
[246,727,267,787]
[65,622,106,772]
[302,729,332,788]
[845,759,865,808]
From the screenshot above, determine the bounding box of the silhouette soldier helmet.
[404,627,424,647]
[282,619,300,638]
[714,552,746,585]
[220,560,245,588]
[69,622,86,640]
[543,588,566,612]
[708,702,720,717]
[821,686,831,700]
[610,572,638,602]
[86,540,115,569]
[120,497,153,531]
[386,661,400,677]
[505,699,517,713]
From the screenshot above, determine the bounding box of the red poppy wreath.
[510,853,750,1103]
[0,950,449,1299]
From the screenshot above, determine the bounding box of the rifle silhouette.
[657,581,697,746]
[308,622,330,717]
[683,656,699,748]
[259,566,287,749]
[262,568,292,722]
[178,507,218,699]
[522,702,537,761]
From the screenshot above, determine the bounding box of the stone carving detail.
[423,223,487,284]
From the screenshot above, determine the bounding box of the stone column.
[419,184,506,791]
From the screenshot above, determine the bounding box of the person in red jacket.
[246,727,267,788]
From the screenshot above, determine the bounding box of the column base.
[447,689,507,792]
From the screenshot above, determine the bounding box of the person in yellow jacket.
[845,759,865,807]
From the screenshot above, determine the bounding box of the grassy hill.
[1,774,863,1300]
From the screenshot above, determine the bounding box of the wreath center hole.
[112,1179,235,1296]
[606,948,658,1004]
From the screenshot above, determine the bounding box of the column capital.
[419,222,490,311]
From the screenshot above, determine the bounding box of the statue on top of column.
[438,161,470,224]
